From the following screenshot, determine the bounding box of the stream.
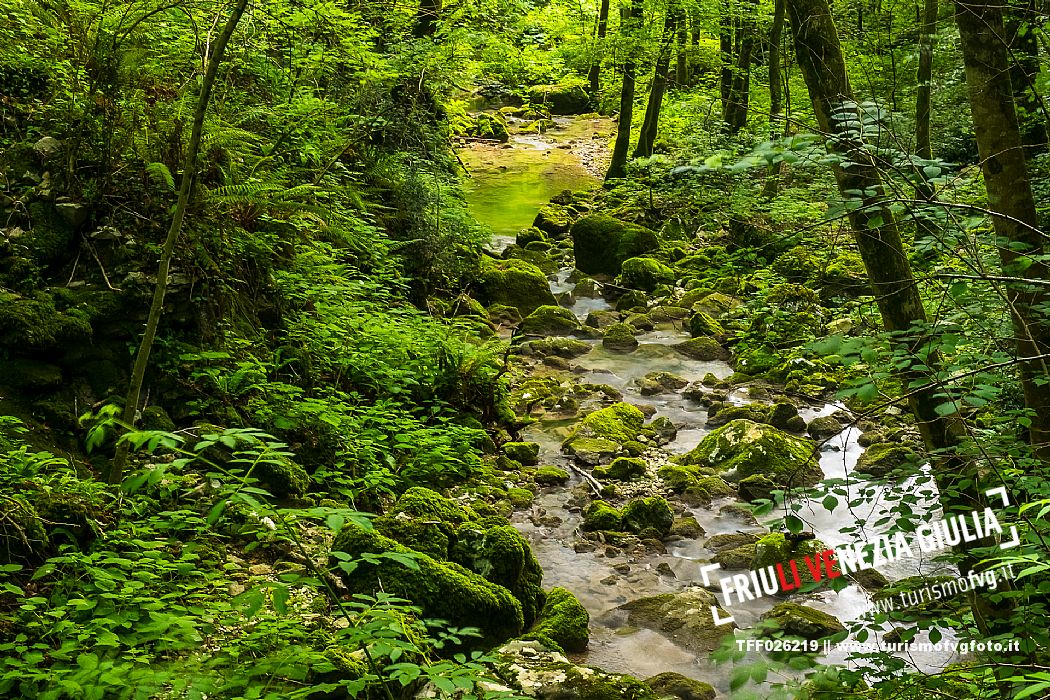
[459,115,958,692]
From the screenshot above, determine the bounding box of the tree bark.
[413,0,441,38]
[605,0,644,180]
[724,0,758,132]
[588,0,612,96]
[913,0,939,239]
[109,0,251,483]
[762,0,787,197]
[1005,0,1048,151]
[676,2,690,85]
[955,0,1050,462]
[719,7,734,116]
[634,4,679,158]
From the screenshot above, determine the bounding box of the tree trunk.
[413,0,441,38]
[955,0,1050,462]
[762,0,787,197]
[676,3,690,85]
[719,7,734,116]
[1005,0,1048,152]
[108,0,251,483]
[913,0,939,239]
[588,0,612,96]
[724,0,757,132]
[635,5,679,158]
[605,0,644,180]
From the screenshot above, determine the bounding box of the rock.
[33,136,63,160]
[808,415,843,440]
[617,588,736,653]
[704,532,760,552]
[521,305,582,337]
[496,640,658,699]
[645,672,716,700]
[516,227,548,247]
[54,201,88,228]
[516,337,592,359]
[760,602,845,640]
[534,466,571,486]
[672,337,729,361]
[615,289,649,312]
[624,312,654,331]
[565,438,620,465]
[637,371,688,396]
[527,82,592,115]
[602,322,639,353]
[850,568,890,592]
[140,405,176,432]
[657,464,704,493]
[478,258,557,316]
[0,359,62,390]
[647,416,678,444]
[619,257,675,292]
[688,311,724,338]
[738,474,777,502]
[854,442,919,478]
[582,500,622,531]
[505,442,540,466]
[527,586,590,652]
[769,401,806,433]
[487,303,523,327]
[678,419,823,488]
[827,317,854,335]
[473,112,511,141]
[254,453,310,498]
[568,402,645,444]
[714,543,757,569]
[706,403,769,427]
[593,456,646,482]
[621,497,674,537]
[533,204,575,237]
[671,515,705,539]
[571,214,660,276]
[584,309,619,329]
[752,532,829,588]
[691,292,743,319]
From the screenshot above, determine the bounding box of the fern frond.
[146,162,175,191]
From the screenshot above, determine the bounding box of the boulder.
[621,496,674,537]
[854,442,918,478]
[478,258,557,316]
[760,602,845,640]
[516,337,591,359]
[532,204,575,238]
[637,371,688,395]
[619,257,675,292]
[615,289,649,312]
[533,466,571,486]
[808,415,844,441]
[496,640,657,699]
[582,500,622,531]
[688,312,724,338]
[617,588,736,653]
[602,322,639,353]
[678,419,823,488]
[673,337,729,361]
[571,215,660,276]
[645,673,716,700]
[526,586,590,652]
[521,305,582,336]
[527,82,592,115]
[504,441,540,466]
[738,474,777,502]
[593,456,646,481]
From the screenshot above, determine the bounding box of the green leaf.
[785,514,804,533]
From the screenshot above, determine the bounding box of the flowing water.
[459,116,958,691]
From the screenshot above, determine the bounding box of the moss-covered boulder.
[0,359,62,391]
[637,371,688,395]
[516,337,591,359]
[706,403,770,427]
[255,453,310,498]
[582,500,622,531]
[854,442,918,478]
[331,524,524,645]
[619,257,675,292]
[769,401,807,433]
[478,258,557,316]
[451,523,546,626]
[533,204,575,237]
[570,402,645,444]
[527,586,590,652]
[678,419,823,487]
[534,466,570,485]
[616,289,649,312]
[657,464,704,492]
[603,322,639,353]
[473,112,510,142]
[497,640,658,699]
[691,292,742,319]
[516,227,548,247]
[0,496,49,565]
[644,672,716,700]
[617,588,736,654]
[808,415,844,441]
[688,312,724,338]
[738,474,777,502]
[521,305,582,337]
[760,602,845,640]
[672,337,729,361]
[752,532,829,588]
[0,291,93,352]
[487,303,523,327]
[621,497,674,537]
[571,215,660,276]
[565,437,620,465]
[527,82,591,115]
[593,456,646,481]
[504,441,540,466]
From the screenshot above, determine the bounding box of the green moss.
[773,245,820,282]
[619,257,675,292]
[752,533,828,587]
[760,602,845,640]
[527,82,592,114]
[255,453,310,498]
[621,497,673,537]
[673,337,728,361]
[474,112,510,142]
[451,523,545,626]
[695,476,735,498]
[478,258,557,316]
[527,586,590,652]
[487,303,523,326]
[678,419,823,487]
[707,403,770,427]
[854,442,918,478]
[658,464,702,492]
[533,466,570,485]
[636,371,688,396]
[0,291,93,352]
[616,289,648,312]
[622,440,646,456]
[690,292,742,319]
[140,406,176,432]
[714,543,756,569]
[520,305,582,337]
[331,524,524,645]
[645,672,716,700]
[516,337,591,359]
[563,437,620,464]
[506,487,536,508]
[372,514,450,560]
[593,456,646,481]
[582,500,622,531]
[0,496,48,565]
[688,312,724,337]
[504,441,540,466]
[670,515,704,539]
[532,203,575,236]
[738,473,777,502]
[394,487,473,524]
[602,322,639,353]
[571,215,660,276]
[573,403,645,443]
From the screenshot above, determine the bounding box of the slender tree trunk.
[108,0,250,483]
[676,3,690,85]
[719,7,734,116]
[635,5,679,158]
[762,0,787,198]
[913,0,940,239]
[413,0,441,38]
[955,0,1050,463]
[724,0,758,132]
[605,0,644,180]
[787,0,1016,633]
[1006,0,1048,151]
[588,0,612,96]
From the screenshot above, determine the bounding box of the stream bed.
[459,115,958,692]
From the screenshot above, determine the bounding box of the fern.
[145,162,175,191]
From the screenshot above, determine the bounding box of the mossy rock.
[854,442,919,478]
[705,532,760,552]
[636,371,688,396]
[760,602,845,640]
[738,474,777,502]
[527,586,590,652]
[571,215,660,276]
[706,403,770,428]
[593,456,646,481]
[487,303,523,326]
[534,466,570,486]
[602,322,639,353]
[564,437,620,465]
[769,401,805,432]
[0,291,93,352]
[516,227,548,247]
[752,533,829,588]
[670,515,705,539]
[570,402,645,444]
[478,258,557,316]
[808,415,844,441]
[657,464,703,493]
[624,312,654,331]
[372,513,452,560]
[619,257,675,292]
[140,405,176,432]
[678,419,823,488]
[331,524,524,646]
[648,305,691,322]
[695,476,735,498]
[582,500,622,531]
[473,111,510,142]
[527,82,592,115]
[0,359,62,391]
[645,672,716,700]
[773,245,821,282]
[516,337,591,359]
[506,487,536,508]
[688,312,724,338]
[521,305,582,337]
[673,337,729,361]
[394,486,473,524]
[621,497,673,537]
[451,523,546,626]
[574,278,602,298]
[504,441,540,466]
[850,568,890,592]
[585,309,620,329]
[615,289,649,312]
[617,588,736,654]
[647,415,677,444]
[533,203,575,237]
[691,292,742,319]
[0,496,49,565]
[255,453,310,498]
[714,543,757,569]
